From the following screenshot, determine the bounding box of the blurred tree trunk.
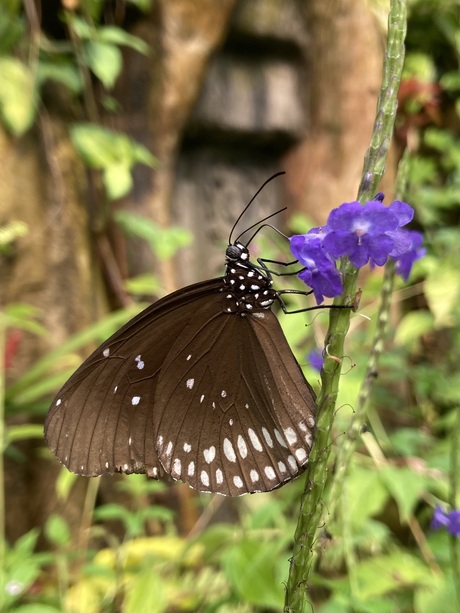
[1,0,388,541]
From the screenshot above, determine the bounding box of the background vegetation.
[1,0,459,611]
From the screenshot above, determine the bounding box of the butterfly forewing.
[45,279,223,477]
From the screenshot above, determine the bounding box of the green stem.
[284,2,407,611]
[327,150,410,523]
[450,403,460,607]
[0,314,6,598]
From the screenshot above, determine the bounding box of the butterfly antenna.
[228,171,286,244]
[243,222,289,247]
[235,208,288,244]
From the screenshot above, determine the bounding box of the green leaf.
[222,538,285,610]
[0,6,24,54]
[56,469,78,501]
[37,61,82,94]
[45,514,71,547]
[13,605,62,613]
[127,0,152,12]
[70,123,156,199]
[379,466,428,523]
[114,211,192,259]
[424,266,460,327]
[4,424,44,447]
[124,273,160,296]
[0,221,28,251]
[84,41,122,89]
[124,569,167,613]
[346,465,389,526]
[98,26,149,55]
[394,310,435,349]
[0,57,37,135]
[353,549,433,600]
[93,503,130,522]
[103,163,133,199]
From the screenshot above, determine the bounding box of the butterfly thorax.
[223,242,277,315]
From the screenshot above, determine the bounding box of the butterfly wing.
[154,303,316,495]
[44,278,224,477]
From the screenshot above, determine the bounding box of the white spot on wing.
[308,416,316,428]
[237,435,247,459]
[188,461,195,476]
[200,470,210,487]
[248,428,262,452]
[216,468,223,484]
[172,458,181,476]
[186,378,195,390]
[157,435,164,449]
[287,455,297,472]
[200,394,205,403]
[253,312,265,319]
[221,390,227,398]
[284,427,298,445]
[250,469,259,483]
[165,441,173,457]
[223,438,236,462]
[203,446,216,464]
[264,466,276,480]
[183,442,191,453]
[56,398,61,406]
[186,354,192,361]
[295,448,308,463]
[262,427,273,448]
[278,461,287,473]
[131,396,140,406]
[113,386,118,394]
[274,429,288,448]
[103,348,110,357]
[233,475,244,488]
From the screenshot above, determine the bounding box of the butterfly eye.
[226,244,243,261]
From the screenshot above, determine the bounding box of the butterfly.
[44,173,317,496]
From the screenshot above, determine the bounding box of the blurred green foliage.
[1,0,460,612]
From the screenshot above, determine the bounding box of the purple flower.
[391,230,426,280]
[388,200,414,227]
[322,200,399,268]
[290,198,424,297]
[290,230,343,304]
[307,348,324,372]
[431,506,460,537]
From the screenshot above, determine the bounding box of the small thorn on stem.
[324,344,342,364]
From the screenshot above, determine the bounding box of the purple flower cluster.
[290,197,425,304]
[431,506,460,537]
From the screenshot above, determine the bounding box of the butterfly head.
[226,242,250,264]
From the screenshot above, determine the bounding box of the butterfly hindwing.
[154,297,316,495]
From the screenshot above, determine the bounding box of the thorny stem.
[284,1,407,611]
